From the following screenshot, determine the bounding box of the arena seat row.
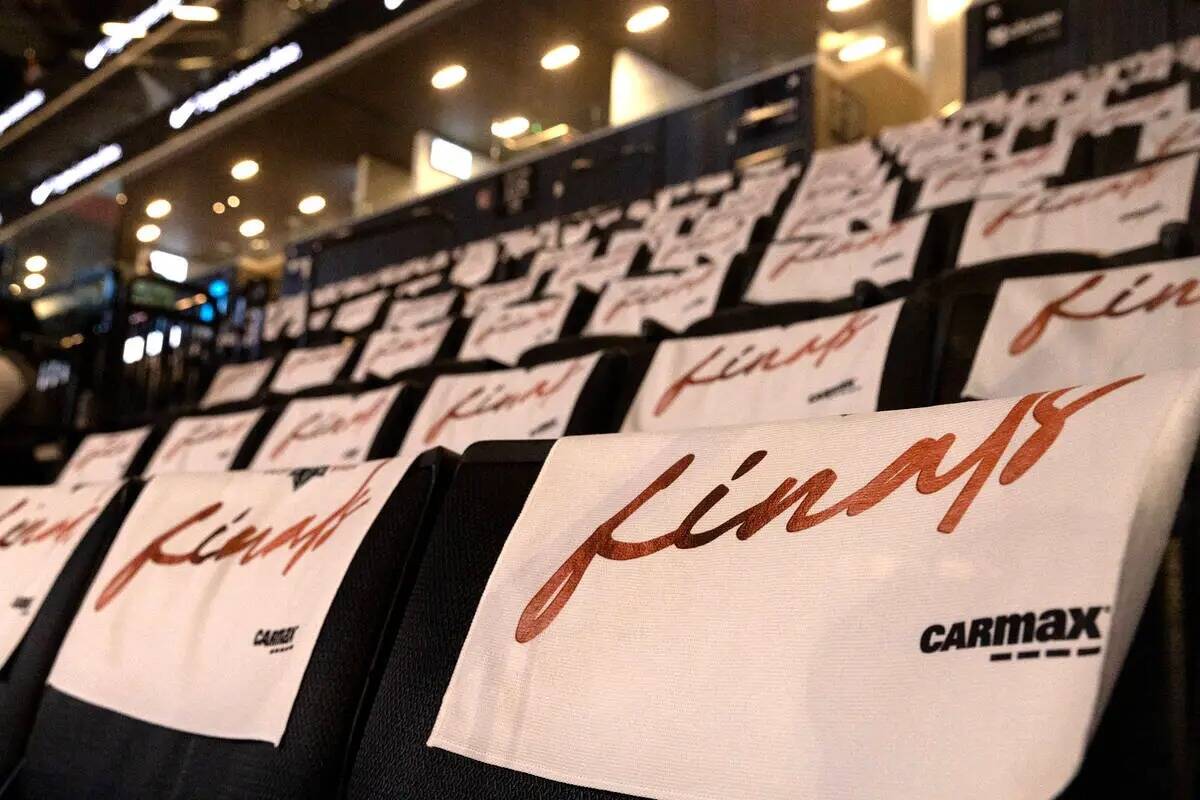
[4,36,1200,800]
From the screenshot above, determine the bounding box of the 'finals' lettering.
[422,363,584,445]
[93,463,385,611]
[1009,271,1200,355]
[0,498,102,550]
[652,311,879,416]
[515,375,1141,643]
[269,395,391,460]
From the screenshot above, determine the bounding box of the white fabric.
[648,211,755,272]
[463,276,536,318]
[395,273,445,298]
[263,295,307,342]
[311,284,342,310]
[200,359,274,409]
[452,240,500,288]
[1085,82,1189,136]
[270,342,355,395]
[777,179,901,240]
[48,459,411,745]
[251,384,402,471]
[331,290,388,334]
[530,241,599,281]
[916,137,1072,211]
[586,264,729,336]
[1137,109,1200,162]
[623,301,902,433]
[384,291,457,330]
[796,141,883,202]
[964,257,1200,399]
[958,153,1199,269]
[460,296,573,366]
[307,309,331,333]
[748,216,927,304]
[377,256,439,287]
[144,409,265,477]
[431,369,1200,800]
[544,250,636,296]
[397,353,601,466]
[353,322,452,382]
[58,427,151,486]
[0,482,123,669]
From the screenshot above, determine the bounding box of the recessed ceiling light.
[145,198,172,219]
[231,159,259,181]
[491,116,531,139]
[227,195,240,207]
[627,5,670,33]
[541,44,580,71]
[431,64,468,90]
[24,255,47,273]
[22,273,45,291]
[136,223,162,243]
[100,21,146,38]
[826,0,871,11]
[8,284,20,296]
[172,5,220,22]
[838,34,887,62]
[212,201,226,214]
[115,192,128,205]
[239,218,265,238]
[298,195,327,215]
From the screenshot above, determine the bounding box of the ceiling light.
[123,336,144,364]
[239,218,265,238]
[149,250,189,282]
[226,195,240,207]
[384,0,408,8]
[212,201,226,214]
[24,255,47,273]
[99,22,146,39]
[23,273,45,291]
[136,223,162,243]
[145,330,164,357]
[172,5,220,22]
[430,137,473,180]
[231,159,259,180]
[838,34,887,62]
[929,0,972,24]
[145,198,172,219]
[827,0,871,11]
[8,284,20,296]
[298,195,327,215]
[491,116,531,139]
[431,64,467,90]
[541,44,580,71]
[627,5,670,33]
[115,192,128,205]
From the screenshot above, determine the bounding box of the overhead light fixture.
[430,137,473,180]
[0,90,45,138]
[231,159,259,181]
[169,325,183,348]
[827,0,871,11]
[212,201,226,214]
[226,195,240,207]
[929,0,972,24]
[136,223,162,243]
[169,42,303,129]
[8,284,20,296]
[384,0,408,9]
[431,64,467,90]
[145,198,172,218]
[31,143,123,206]
[239,218,265,238]
[491,116,531,139]
[145,330,164,357]
[838,34,887,62]
[627,5,670,33]
[123,336,145,365]
[541,44,580,71]
[298,195,327,215]
[172,5,219,22]
[23,273,46,291]
[149,250,189,282]
[99,22,147,39]
[24,255,47,273]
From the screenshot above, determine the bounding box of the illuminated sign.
[31,144,123,206]
[84,0,184,70]
[0,90,45,138]
[430,137,474,180]
[169,43,304,129]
